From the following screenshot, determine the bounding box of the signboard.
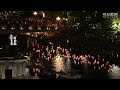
[103,13,118,18]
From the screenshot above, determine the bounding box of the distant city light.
[56,17,61,21]
[26,33,30,35]
[66,18,68,21]
[20,27,23,30]
[63,18,68,21]
[38,27,41,30]
[11,26,15,30]
[43,12,45,17]
[63,18,66,20]
[67,40,69,43]
[36,50,40,52]
[29,26,33,30]
[33,11,38,15]
[2,26,5,29]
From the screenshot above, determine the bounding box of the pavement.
[12,74,31,79]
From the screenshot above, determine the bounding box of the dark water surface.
[53,56,120,79]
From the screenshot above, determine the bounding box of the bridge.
[0,29,59,34]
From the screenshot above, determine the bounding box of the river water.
[52,55,120,79]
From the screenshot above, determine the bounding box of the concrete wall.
[0,59,28,79]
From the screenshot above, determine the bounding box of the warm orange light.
[56,17,61,21]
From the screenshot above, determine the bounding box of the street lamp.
[56,17,61,21]
[42,12,45,17]
[33,11,38,16]
[63,18,68,21]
